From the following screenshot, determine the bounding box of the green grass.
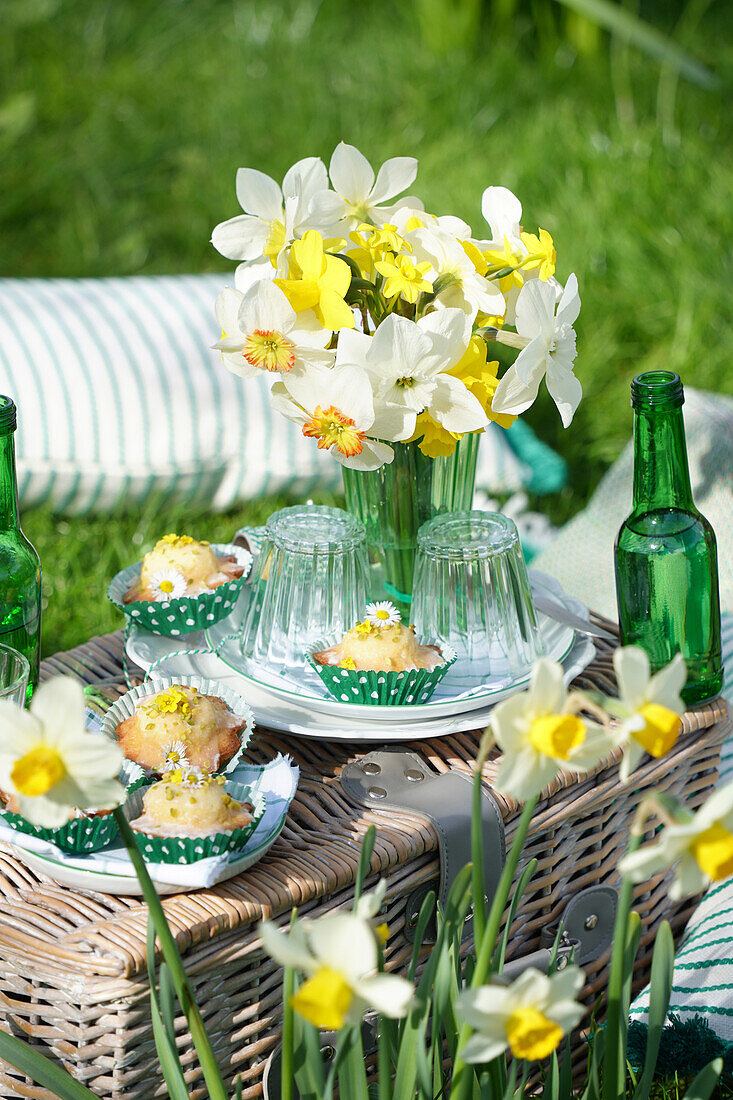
[2,0,732,654]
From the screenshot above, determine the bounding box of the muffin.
[128,771,265,863]
[124,534,246,603]
[108,536,252,637]
[114,683,248,775]
[308,602,456,706]
[0,792,119,853]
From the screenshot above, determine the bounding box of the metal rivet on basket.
[584,914,598,930]
[362,761,381,775]
[368,786,387,800]
[405,769,424,782]
[321,1045,335,1062]
[408,911,419,928]
[556,955,568,970]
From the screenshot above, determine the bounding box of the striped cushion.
[0,275,557,515]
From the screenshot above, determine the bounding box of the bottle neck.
[0,432,20,530]
[632,404,694,512]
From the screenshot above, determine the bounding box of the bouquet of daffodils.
[211,143,581,471]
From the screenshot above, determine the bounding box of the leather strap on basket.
[340,749,505,920]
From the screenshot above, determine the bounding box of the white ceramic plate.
[126,572,597,741]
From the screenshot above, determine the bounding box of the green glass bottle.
[0,397,41,697]
[614,371,722,705]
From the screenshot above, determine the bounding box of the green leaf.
[683,1058,723,1100]
[150,983,190,1100]
[292,1008,326,1100]
[354,825,376,904]
[0,1032,100,1100]
[471,766,487,942]
[407,890,436,983]
[632,921,674,1100]
[551,0,717,87]
[338,1026,369,1100]
[495,857,537,973]
[542,1053,560,1100]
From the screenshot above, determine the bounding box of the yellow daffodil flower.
[374,254,433,303]
[520,228,557,280]
[483,236,525,292]
[275,230,355,331]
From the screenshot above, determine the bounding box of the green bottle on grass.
[0,396,41,697]
[614,371,722,705]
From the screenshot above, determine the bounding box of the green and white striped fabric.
[0,275,556,515]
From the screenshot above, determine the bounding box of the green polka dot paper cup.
[101,675,254,779]
[0,806,119,854]
[125,777,265,864]
[306,639,457,706]
[107,543,252,637]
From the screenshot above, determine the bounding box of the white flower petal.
[235,167,283,220]
[369,157,418,205]
[308,913,377,980]
[370,401,415,443]
[15,793,72,828]
[481,186,522,242]
[30,677,86,749]
[211,214,271,262]
[334,438,394,471]
[528,658,566,715]
[545,362,582,428]
[234,257,277,293]
[353,973,413,1018]
[515,279,556,340]
[215,287,244,338]
[282,157,328,202]
[556,274,581,328]
[647,653,687,711]
[669,853,708,901]
[460,1033,508,1065]
[430,375,487,433]
[258,920,316,973]
[614,647,651,711]
[335,328,372,369]
[490,355,544,416]
[59,732,124,783]
[619,739,646,783]
[238,279,296,336]
[456,983,513,1027]
[329,142,375,204]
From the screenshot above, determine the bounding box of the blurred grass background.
[1,0,731,655]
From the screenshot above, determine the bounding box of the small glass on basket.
[240,505,369,670]
[411,511,544,684]
[0,643,30,706]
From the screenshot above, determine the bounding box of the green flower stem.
[113,808,229,1100]
[281,966,294,1100]
[603,832,643,1100]
[449,795,538,1100]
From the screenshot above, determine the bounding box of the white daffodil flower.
[259,907,413,1030]
[148,568,187,602]
[491,275,581,427]
[335,311,487,442]
[620,782,733,901]
[390,206,472,241]
[410,227,506,320]
[310,142,418,230]
[457,966,585,1064]
[211,156,331,264]
[212,282,334,378]
[608,647,687,783]
[271,362,397,471]
[489,658,614,802]
[0,677,125,827]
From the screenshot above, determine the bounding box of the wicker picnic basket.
[0,623,728,1099]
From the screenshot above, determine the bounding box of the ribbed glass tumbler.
[240,505,369,670]
[0,643,29,706]
[412,511,544,683]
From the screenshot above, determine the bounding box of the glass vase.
[341,433,480,606]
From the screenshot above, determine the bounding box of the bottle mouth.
[0,396,17,433]
[631,371,684,410]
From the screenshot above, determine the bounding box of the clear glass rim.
[417,509,519,560]
[0,642,30,692]
[265,504,366,554]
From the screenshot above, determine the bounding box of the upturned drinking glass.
[412,511,544,682]
[240,505,369,670]
[0,642,30,706]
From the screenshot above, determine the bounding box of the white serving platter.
[126,571,597,742]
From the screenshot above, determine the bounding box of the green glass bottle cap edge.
[0,397,17,433]
[631,371,684,410]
